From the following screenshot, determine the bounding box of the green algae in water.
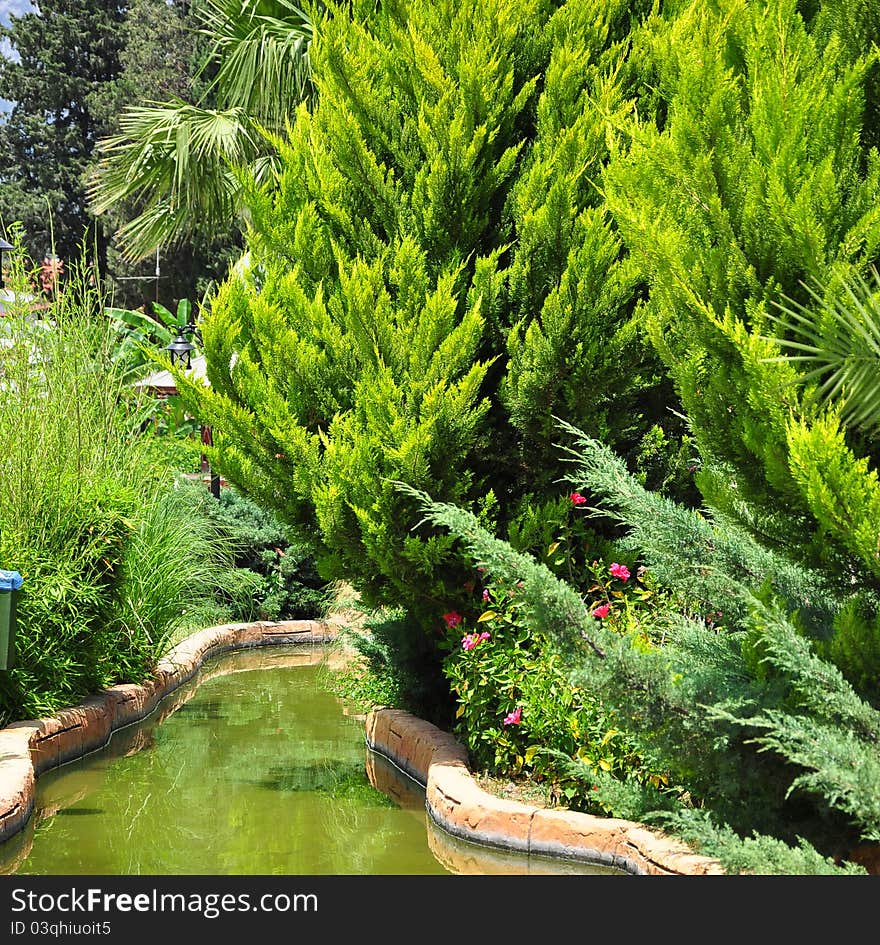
[0,645,622,876]
[2,646,446,875]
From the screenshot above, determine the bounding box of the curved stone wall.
[364,707,726,876]
[0,619,333,846]
[0,621,725,875]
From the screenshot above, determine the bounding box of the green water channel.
[0,645,622,876]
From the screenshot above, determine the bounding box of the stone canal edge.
[0,621,724,875]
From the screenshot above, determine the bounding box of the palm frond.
[88,0,317,259]
[198,0,317,126]
[762,266,880,434]
[88,102,265,259]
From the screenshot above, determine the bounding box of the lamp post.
[0,238,13,290]
[164,320,219,498]
[165,327,196,369]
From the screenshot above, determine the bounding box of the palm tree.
[88,0,317,262]
[764,265,880,434]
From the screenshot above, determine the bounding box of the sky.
[0,0,33,114]
[0,0,32,24]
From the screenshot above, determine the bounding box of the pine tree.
[0,0,126,268]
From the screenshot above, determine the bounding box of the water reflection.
[365,748,623,875]
[0,645,622,876]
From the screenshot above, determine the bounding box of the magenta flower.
[569,492,587,505]
[482,588,490,602]
[443,611,463,629]
[609,562,630,582]
[503,707,523,726]
[461,631,490,651]
[591,603,610,619]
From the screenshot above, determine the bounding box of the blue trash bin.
[0,569,23,671]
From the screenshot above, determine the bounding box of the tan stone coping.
[0,620,725,876]
[364,707,726,876]
[0,619,334,846]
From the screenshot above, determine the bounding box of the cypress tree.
[501,0,686,497]
[179,0,550,626]
[604,0,880,578]
[178,0,689,634]
[0,0,126,268]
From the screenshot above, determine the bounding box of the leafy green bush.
[440,573,659,811]
[0,242,238,724]
[205,487,329,621]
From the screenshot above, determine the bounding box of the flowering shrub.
[520,491,675,644]
[582,557,678,646]
[609,562,630,581]
[440,571,661,811]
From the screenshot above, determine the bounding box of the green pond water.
[0,645,621,876]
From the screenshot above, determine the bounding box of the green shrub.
[0,242,238,723]
[402,463,879,872]
[205,487,329,621]
[109,480,240,660]
[440,573,660,811]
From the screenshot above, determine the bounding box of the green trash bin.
[0,569,22,671]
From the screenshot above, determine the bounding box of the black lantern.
[0,237,13,290]
[165,327,196,369]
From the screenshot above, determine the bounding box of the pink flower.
[569,492,587,505]
[443,611,462,629]
[461,631,490,651]
[503,706,523,726]
[482,588,490,602]
[609,563,630,582]
[591,603,610,619]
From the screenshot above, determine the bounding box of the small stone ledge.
[364,706,726,876]
[1,627,725,875]
[0,619,335,846]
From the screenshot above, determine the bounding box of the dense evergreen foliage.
[605,0,880,577]
[178,0,689,644]
[174,0,880,873]
[408,466,876,872]
[0,0,126,266]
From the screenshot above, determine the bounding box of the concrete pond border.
[0,621,724,875]
[364,707,724,876]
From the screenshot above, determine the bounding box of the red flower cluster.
[609,562,630,582]
[503,707,523,726]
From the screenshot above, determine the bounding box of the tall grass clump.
[0,233,233,723]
